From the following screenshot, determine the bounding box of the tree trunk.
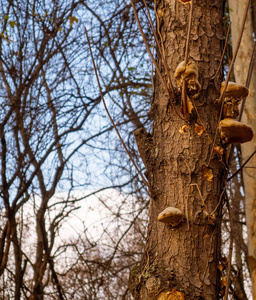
[130,1,225,299]
[228,0,256,297]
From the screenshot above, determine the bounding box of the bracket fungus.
[220,81,248,100]
[178,0,191,3]
[219,81,249,118]
[219,118,253,145]
[174,60,201,95]
[217,81,253,145]
[157,207,184,227]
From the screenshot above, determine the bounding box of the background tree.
[228,0,256,297]
[0,0,151,298]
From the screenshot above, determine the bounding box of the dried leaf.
[9,20,17,28]
[187,96,194,114]
[0,32,10,43]
[217,263,224,272]
[69,16,78,27]
[220,276,227,288]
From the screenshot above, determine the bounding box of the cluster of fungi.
[174,60,201,96]
[218,82,253,145]
[158,68,254,226]
[157,0,254,224]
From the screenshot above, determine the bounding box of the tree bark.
[228,0,256,298]
[130,1,225,299]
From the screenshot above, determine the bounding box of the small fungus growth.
[174,60,201,95]
[179,124,190,134]
[202,165,213,182]
[157,207,183,227]
[195,123,204,136]
[158,290,185,300]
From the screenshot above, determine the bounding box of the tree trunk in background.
[229,1,256,297]
[130,1,225,299]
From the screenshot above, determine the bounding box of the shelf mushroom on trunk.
[174,60,201,120]
[219,118,253,145]
[157,207,184,227]
[217,81,254,145]
[220,81,249,119]
[174,60,201,96]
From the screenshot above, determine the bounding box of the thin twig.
[224,234,233,300]
[185,160,191,229]
[181,81,189,120]
[227,149,256,181]
[190,183,210,215]
[207,93,225,167]
[212,22,231,80]
[185,188,190,229]
[190,96,213,145]
[130,0,186,121]
[217,0,251,106]
[151,38,155,91]
[153,0,166,58]
[130,0,173,95]
[184,0,194,65]
[144,0,162,54]
[224,194,234,300]
[85,27,150,189]
[181,0,194,120]
[238,39,256,121]
[189,183,225,218]
[144,0,176,97]
[211,188,225,215]
[207,0,251,166]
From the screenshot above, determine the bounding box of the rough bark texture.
[130,1,225,299]
[229,0,256,298]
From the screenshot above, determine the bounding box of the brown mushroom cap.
[219,118,254,144]
[220,81,249,100]
[184,61,199,78]
[174,60,201,94]
[157,207,183,226]
[174,61,199,82]
[174,61,186,84]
